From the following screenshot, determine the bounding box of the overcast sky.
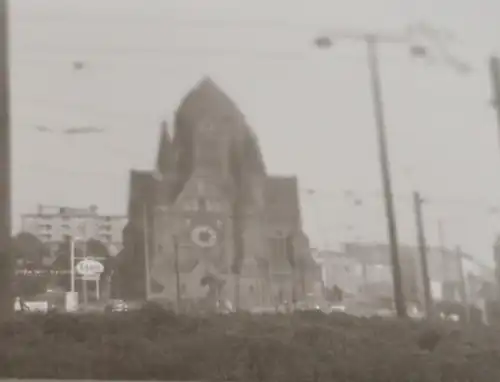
[9,0,500,265]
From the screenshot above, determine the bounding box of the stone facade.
[115,78,319,310]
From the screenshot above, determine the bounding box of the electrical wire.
[13,15,327,31]
[15,152,500,269]
[299,187,500,250]
[301,186,500,212]
[16,135,500,216]
[15,164,128,179]
[12,45,309,61]
[18,97,160,121]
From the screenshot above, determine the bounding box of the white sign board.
[76,258,104,276]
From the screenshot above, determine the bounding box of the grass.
[0,306,500,381]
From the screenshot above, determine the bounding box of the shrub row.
[1,307,500,382]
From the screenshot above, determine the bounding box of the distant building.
[341,243,420,303]
[21,204,127,256]
[342,242,494,306]
[314,250,364,295]
[115,77,319,309]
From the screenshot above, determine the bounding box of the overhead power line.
[13,14,333,31]
[11,45,308,60]
[16,165,127,179]
[18,97,163,122]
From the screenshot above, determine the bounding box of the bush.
[1,309,500,381]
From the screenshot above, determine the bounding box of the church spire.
[155,120,174,174]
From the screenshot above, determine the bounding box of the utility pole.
[455,246,470,323]
[173,235,181,313]
[314,23,469,318]
[493,236,500,300]
[413,191,433,318]
[437,219,452,300]
[489,56,500,153]
[285,233,296,309]
[0,0,11,320]
[232,200,243,311]
[81,233,89,308]
[70,237,76,293]
[143,204,151,301]
[367,36,407,318]
[316,31,409,317]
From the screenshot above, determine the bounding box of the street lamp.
[313,26,470,318]
[62,235,84,312]
[68,235,87,294]
[313,31,427,318]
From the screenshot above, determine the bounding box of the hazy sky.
[10,0,500,265]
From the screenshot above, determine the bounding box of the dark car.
[104,299,129,313]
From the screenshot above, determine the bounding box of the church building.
[114,77,319,311]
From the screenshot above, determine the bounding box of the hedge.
[1,306,500,381]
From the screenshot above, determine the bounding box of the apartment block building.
[20,204,127,256]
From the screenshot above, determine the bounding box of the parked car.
[295,301,322,312]
[105,299,128,313]
[329,303,347,313]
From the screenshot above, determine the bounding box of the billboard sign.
[76,258,104,277]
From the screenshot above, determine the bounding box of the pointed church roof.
[155,120,174,174]
[176,76,244,124]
